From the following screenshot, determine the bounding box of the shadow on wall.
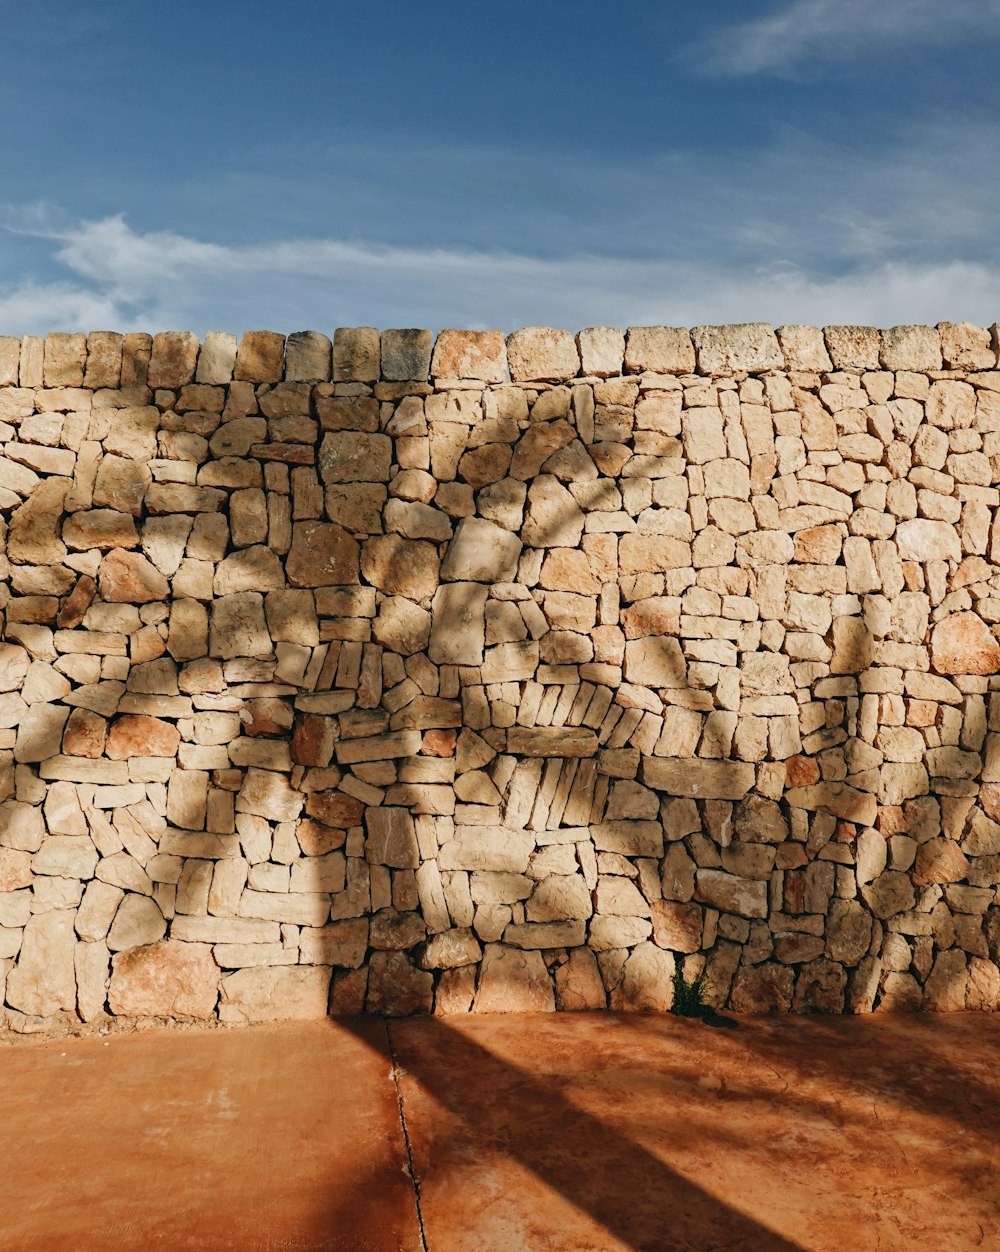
[1,324,999,1031]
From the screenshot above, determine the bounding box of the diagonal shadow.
[338,1014,803,1252]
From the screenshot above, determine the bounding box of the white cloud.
[0,213,997,336]
[698,0,1000,76]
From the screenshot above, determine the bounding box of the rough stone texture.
[108,941,218,1018]
[2,321,1000,1032]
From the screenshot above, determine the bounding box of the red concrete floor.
[2,1014,999,1251]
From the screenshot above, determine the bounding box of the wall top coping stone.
[0,322,997,391]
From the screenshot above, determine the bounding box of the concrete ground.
[1,1013,997,1252]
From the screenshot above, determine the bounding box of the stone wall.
[2,320,1000,1034]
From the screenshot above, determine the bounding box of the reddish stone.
[913,838,970,886]
[286,521,360,587]
[0,847,33,890]
[876,806,907,835]
[305,792,365,829]
[422,730,457,758]
[291,714,336,767]
[106,715,181,760]
[775,842,808,870]
[296,819,348,857]
[108,940,219,1018]
[57,574,97,628]
[785,756,820,787]
[241,698,294,737]
[62,708,109,758]
[650,901,702,954]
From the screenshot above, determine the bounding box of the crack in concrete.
[386,1023,429,1252]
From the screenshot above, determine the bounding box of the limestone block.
[505,727,597,757]
[729,964,794,1014]
[691,323,782,374]
[13,702,69,763]
[97,550,169,603]
[472,944,554,1012]
[0,335,20,385]
[93,456,150,516]
[895,518,961,563]
[0,643,29,694]
[506,327,579,382]
[5,909,77,1016]
[366,808,419,869]
[624,326,695,375]
[319,431,392,483]
[823,326,881,370]
[43,332,86,386]
[441,517,521,582]
[574,326,623,377]
[219,966,331,1023]
[148,331,199,388]
[76,881,125,942]
[613,942,676,1012]
[230,330,284,382]
[195,331,237,383]
[417,927,482,969]
[938,321,996,370]
[8,476,69,565]
[776,325,832,371]
[107,895,166,951]
[381,329,433,381]
[930,612,1000,675]
[880,325,942,371]
[913,838,970,885]
[209,593,271,659]
[641,758,754,801]
[214,546,286,596]
[431,330,506,382]
[374,597,432,655]
[333,327,380,382]
[362,536,439,600]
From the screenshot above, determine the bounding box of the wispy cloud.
[0,212,998,335]
[698,0,1000,76]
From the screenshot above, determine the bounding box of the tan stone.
[913,838,970,886]
[441,517,521,582]
[195,331,238,383]
[374,597,432,655]
[105,715,180,760]
[107,895,166,951]
[692,324,782,373]
[431,330,506,382]
[366,807,419,868]
[362,536,439,600]
[214,546,286,595]
[938,321,995,370]
[63,509,139,551]
[366,951,433,1016]
[148,331,199,387]
[507,327,579,381]
[623,637,686,687]
[98,550,169,603]
[333,327,380,382]
[729,964,794,1014]
[472,944,555,1012]
[930,612,1000,676]
[7,476,69,565]
[824,326,880,371]
[5,909,77,1015]
[880,324,942,371]
[505,727,597,757]
[234,330,284,382]
[219,966,331,1023]
[624,326,695,374]
[776,325,832,371]
[576,327,624,377]
[613,942,676,1012]
[319,432,392,483]
[14,702,70,763]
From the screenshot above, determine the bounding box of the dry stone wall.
[2,320,1000,1033]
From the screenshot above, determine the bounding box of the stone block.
[219,966,332,1023]
[641,758,755,801]
[148,331,199,388]
[44,332,86,386]
[823,326,880,370]
[195,331,238,383]
[691,323,782,373]
[880,324,942,371]
[284,331,332,381]
[431,330,506,382]
[507,327,580,381]
[381,329,433,381]
[234,330,285,382]
[624,326,695,374]
[333,327,380,382]
[776,325,832,371]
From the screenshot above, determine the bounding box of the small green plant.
[671,967,708,1018]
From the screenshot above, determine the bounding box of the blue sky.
[1,0,998,334]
